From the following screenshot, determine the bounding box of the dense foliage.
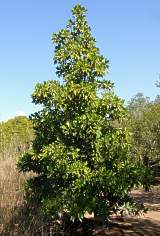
[18,4,150,221]
[0,116,33,156]
[128,93,160,174]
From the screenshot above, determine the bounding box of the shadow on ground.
[93,217,160,236]
[131,186,160,212]
[94,185,160,236]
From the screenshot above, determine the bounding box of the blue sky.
[0,0,160,121]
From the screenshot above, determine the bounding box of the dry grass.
[0,148,42,235]
[0,149,28,234]
[0,149,58,235]
[0,153,24,218]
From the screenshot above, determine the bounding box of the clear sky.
[0,0,160,121]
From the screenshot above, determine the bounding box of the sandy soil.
[94,185,160,236]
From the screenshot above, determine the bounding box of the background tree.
[0,116,33,157]
[18,4,150,222]
[128,92,160,176]
[128,92,150,118]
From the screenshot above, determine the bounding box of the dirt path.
[94,186,160,235]
[126,186,160,235]
[131,186,160,220]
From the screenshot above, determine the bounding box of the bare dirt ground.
[94,184,160,236]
